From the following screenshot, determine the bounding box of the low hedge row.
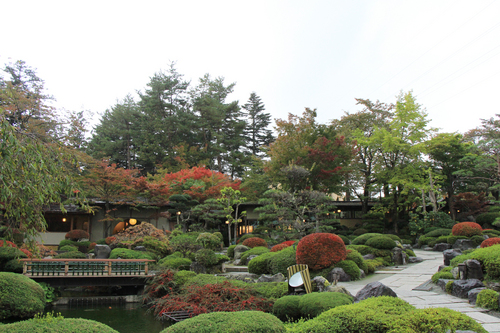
[0,317,119,333]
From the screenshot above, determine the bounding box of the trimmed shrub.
[351,233,383,245]
[173,270,197,287]
[242,237,268,249]
[353,228,368,236]
[292,296,415,333]
[364,258,385,273]
[431,268,454,283]
[0,272,45,320]
[481,237,500,248]
[161,311,285,333]
[195,249,218,267]
[296,233,347,271]
[404,249,416,257]
[0,317,119,333]
[447,235,467,245]
[273,295,301,321]
[170,234,201,257]
[345,244,376,255]
[54,251,86,259]
[196,233,222,250]
[4,259,24,273]
[65,229,89,241]
[0,246,27,268]
[384,234,401,242]
[140,236,170,257]
[240,246,270,264]
[59,245,79,252]
[227,244,237,258]
[470,235,485,247]
[248,252,276,275]
[250,282,288,299]
[424,228,452,238]
[338,234,350,245]
[476,289,500,310]
[298,292,353,319]
[271,243,290,252]
[365,236,397,250]
[476,212,500,227]
[105,236,116,245]
[281,240,298,247]
[452,222,482,237]
[159,256,192,270]
[484,229,500,237]
[334,260,361,280]
[268,246,297,275]
[346,249,368,274]
[387,307,488,333]
[109,248,155,260]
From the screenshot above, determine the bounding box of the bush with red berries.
[480,237,500,248]
[242,237,268,249]
[451,222,483,237]
[296,233,347,271]
[65,229,90,241]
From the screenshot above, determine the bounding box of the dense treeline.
[2,59,500,241]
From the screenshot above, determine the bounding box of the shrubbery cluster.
[296,233,346,271]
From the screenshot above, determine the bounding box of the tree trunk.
[421,189,426,213]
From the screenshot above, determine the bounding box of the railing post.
[108,261,112,275]
[145,262,148,275]
[23,261,27,274]
[64,261,69,276]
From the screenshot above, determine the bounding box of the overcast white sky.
[2,0,500,135]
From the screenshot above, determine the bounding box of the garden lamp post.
[176,211,181,225]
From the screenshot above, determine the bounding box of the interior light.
[62,218,67,222]
[129,218,137,225]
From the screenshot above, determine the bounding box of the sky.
[2,0,500,135]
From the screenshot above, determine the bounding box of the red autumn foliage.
[105,236,116,245]
[143,270,176,303]
[270,243,289,252]
[451,222,483,237]
[0,240,17,248]
[281,240,297,247]
[296,233,347,271]
[152,281,272,319]
[65,229,90,241]
[480,237,500,248]
[89,242,97,251]
[242,237,268,249]
[20,248,33,258]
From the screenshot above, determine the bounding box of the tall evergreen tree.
[241,92,274,156]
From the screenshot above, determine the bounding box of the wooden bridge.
[21,259,155,287]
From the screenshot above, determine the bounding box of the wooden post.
[108,261,112,275]
[64,261,69,276]
[23,261,27,274]
[145,262,148,275]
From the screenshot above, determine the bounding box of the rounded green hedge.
[273,295,301,321]
[424,228,452,238]
[268,246,296,276]
[227,245,237,258]
[59,245,79,252]
[298,292,353,319]
[0,247,27,270]
[173,270,197,287]
[334,260,361,280]
[248,252,276,275]
[161,311,286,333]
[240,246,270,264]
[346,249,368,273]
[365,236,396,250]
[109,248,155,260]
[54,251,87,259]
[351,233,383,245]
[0,317,119,333]
[0,272,45,320]
[195,249,218,267]
[158,256,192,270]
[476,289,500,310]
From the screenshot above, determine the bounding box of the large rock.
[451,279,485,298]
[437,279,453,292]
[94,244,111,259]
[402,244,413,250]
[257,273,285,283]
[134,246,147,251]
[226,273,259,283]
[362,254,376,260]
[433,243,452,252]
[327,267,351,283]
[190,261,207,274]
[465,259,484,280]
[443,249,462,266]
[355,282,397,302]
[468,287,486,305]
[246,255,259,265]
[453,239,476,251]
[233,245,250,260]
[408,257,423,263]
[312,276,329,292]
[326,285,355,298]
[392,247,405,266]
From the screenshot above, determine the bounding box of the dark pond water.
[45,303,171,333]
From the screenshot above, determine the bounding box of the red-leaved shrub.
[480,237,500,248]
[296,233,347,271]
[151,281,272,319]
[0,240,17,248]
[105,236,116,245]
[88,242,97,251]
[452,222,482,237]
[281,240,296,247]
[65,229,90,241]
[20,248,33,258]
[242,237,268,248]
[271,243,289,252]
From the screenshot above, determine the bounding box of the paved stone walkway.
[338,249,500,333]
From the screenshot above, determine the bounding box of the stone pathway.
[338,249,500,333]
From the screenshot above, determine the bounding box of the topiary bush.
[173,270,197,287]
[298,292,353,319]
[248,251,276,275]
[196,233,222,250]
[227,244,237,258]
[59,245,79,252]
[364,258,385,274]
[476,289,500,310]
[109,248,155,260]
[431,267,454,283]
[452,222,482,237]
[0,272,45,320]
[242,237,268,249]
[250,282,288,299]
[140,236,170,257]
[345,244,376,256]
[346,249,368,274]
[194,249,218,267]
[365,236,397,250]
[158,255,192,270]
[240,246,270,264]
[268,246,297,276]
[424,228,452,238]
[351,233,384,245]
[476,212,500,227]
[0,317,119,333]
[54,251,86,259]
[271,243,290,252]
[480,237,500,248]
[161,311,285,333]
[334,260,361,280]
[0,246,27,270]
[65,229,89,241]
[449,244,500,280]
[446,235,467,245]
[273,295,301,321]
[296,233,347,271]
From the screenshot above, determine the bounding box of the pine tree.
[242,92,274,156]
